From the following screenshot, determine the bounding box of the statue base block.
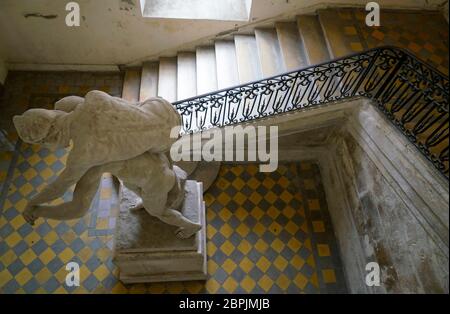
[113,180,207,283]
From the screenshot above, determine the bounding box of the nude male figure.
[12,91,199,238]
[28,152,201,239]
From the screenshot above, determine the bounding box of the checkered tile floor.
[203,163,346,293]
[0,139,116,293]
[0,137,347,293]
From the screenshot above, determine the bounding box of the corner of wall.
[444,1,449,23]
[138,0,146,16]
[0,59,7,85]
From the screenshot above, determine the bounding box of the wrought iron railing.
[173,46,449,179]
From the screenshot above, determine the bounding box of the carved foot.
[175,223,202,239]
[23,205,37,226]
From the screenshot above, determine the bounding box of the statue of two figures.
[13,90,201,239]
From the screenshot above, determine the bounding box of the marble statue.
[13,90,201,239]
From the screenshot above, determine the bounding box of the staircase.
[121,14,333,191]
[122,15,333,102]
[121,12,449,184]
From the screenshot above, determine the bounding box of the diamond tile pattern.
[204,163,342,294]
[1,139,347,293]
[0,140,117,294]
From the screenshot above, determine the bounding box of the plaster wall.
[0,0,444,69]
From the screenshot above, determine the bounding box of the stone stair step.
[139,62,158,101]
[234,34,263,83]
[318,9,359,58]
[214,40,240,89]
[122,68,141,102]
[177,52,197,100]
[196,46,218,95]
[158,57,177,102]
[275,22,307,70]
[297,15,330,65]
[255,28,285,76]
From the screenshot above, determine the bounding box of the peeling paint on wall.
[120,0,136,12]
[23,13,58,19]
[121,0,135,6]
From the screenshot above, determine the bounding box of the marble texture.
[114,180,207,283]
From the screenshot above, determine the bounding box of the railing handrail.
[172,46,449,180]
[173,46,449,106]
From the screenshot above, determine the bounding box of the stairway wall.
[444,1,449,22]
[330,103,449,293]
[319,8,449,74]
[331,131,448,293]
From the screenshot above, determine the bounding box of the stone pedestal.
[113,180,207,283]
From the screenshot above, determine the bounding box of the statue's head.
[13,109,70,149]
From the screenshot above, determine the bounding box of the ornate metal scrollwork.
[173,46,449,179]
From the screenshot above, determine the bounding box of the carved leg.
[122,182,144,211]
[142,186,201,239]
[159,209,202,239]
[25,166,103,224]
[165,166,187,211]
